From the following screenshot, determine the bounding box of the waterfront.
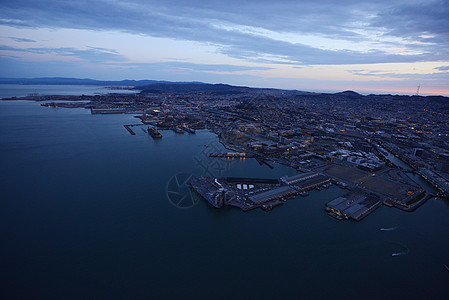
[1,89,449,298]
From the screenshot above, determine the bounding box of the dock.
[209,152,250,158]
[123,125,136,135]
[190,175,304,212]
[248,186,298,205]
[282,172,330,191]
[325,191,382,221]
[225,177,280,185]
[92,108,125,114]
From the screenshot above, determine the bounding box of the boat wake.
[380,226,399,232]
[391,243,409,257]
[391,251,408,257]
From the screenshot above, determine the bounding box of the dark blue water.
[1,88,448,298]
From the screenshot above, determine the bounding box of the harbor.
[191,154,430,220]
[118,111,435,221]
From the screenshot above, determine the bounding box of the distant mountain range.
[0,77,200,86]
[137,82,260,95]
[1,77,447,101]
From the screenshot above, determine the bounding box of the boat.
[148,127,162,138]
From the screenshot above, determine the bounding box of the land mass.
[2,78,449,220]
[0,77,201,86]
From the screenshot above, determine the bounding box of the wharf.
[225,177,279,185]
[226,198,258,211]
[123,125,136,135]
[261,199,285,211]
[210,152,250,158]
[326,191,382,221]
[91,108,125,114]
[248,186,298,204]
[282,172,330,191]
[384,192,429,212]
[190,175,303,212]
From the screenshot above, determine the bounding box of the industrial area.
[189,171,330,212]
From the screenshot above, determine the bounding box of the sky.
[0,0,448,95]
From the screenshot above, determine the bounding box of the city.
[6,82,449,221]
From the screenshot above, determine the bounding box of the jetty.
[123,125,136,135]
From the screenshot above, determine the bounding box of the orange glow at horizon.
[338,85,449,96]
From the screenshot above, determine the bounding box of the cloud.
[0,45,271,73]
[0,54,266,84]
[111,61,274,75]
[435,65,449,71]
[0,45,127,62]
[85,46,120,54]
[371,1,449,42]
[144,61,273,72]
[9,36,36,42]
[350,69,449,80]
[1,1,448,65]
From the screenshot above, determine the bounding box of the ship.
[148,127,162,138]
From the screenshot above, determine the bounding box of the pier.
[123,125,136,135]
[282,172,330,191]
[326,191,382,221]
[225,177,280,185]
[190,174,324,212]
[209,152,250,158]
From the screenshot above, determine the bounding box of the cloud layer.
[1,0,448,65]
[0,0,448,95]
